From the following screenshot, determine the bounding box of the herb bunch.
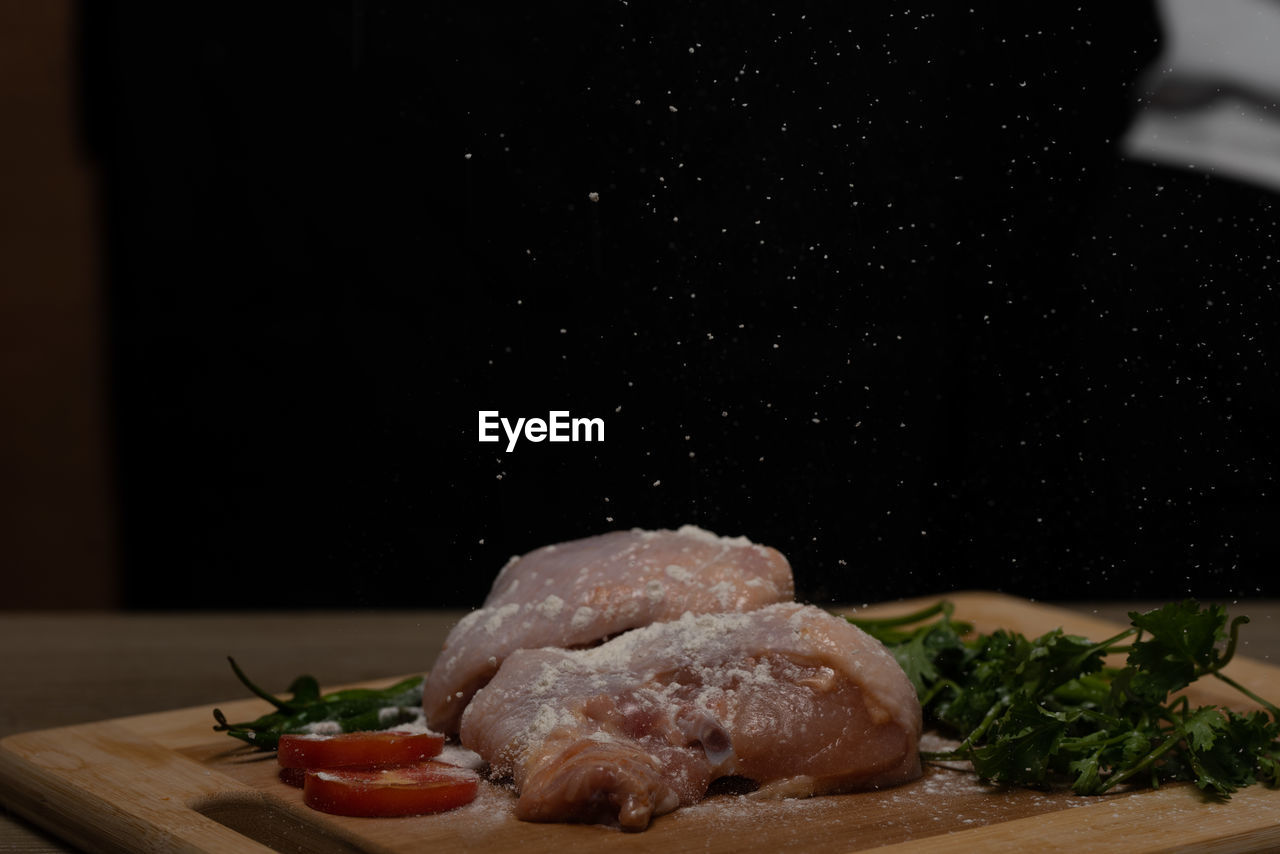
[847,600,1280,798]
[212,657,424,750]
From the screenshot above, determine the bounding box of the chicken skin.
[459,603,922,830]
[424,526,793,734]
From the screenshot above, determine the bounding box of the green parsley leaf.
[847,599,1280,800]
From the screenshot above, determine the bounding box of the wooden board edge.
[866,783,1280,853]
[0,723,278,853]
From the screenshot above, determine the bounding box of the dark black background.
[81,3,1279,609]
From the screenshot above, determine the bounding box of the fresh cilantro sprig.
[847,600,1280,798]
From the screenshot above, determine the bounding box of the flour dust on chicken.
[424,526,921,831]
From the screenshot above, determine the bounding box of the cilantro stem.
[919,677,963,708]
[959,695,1012,752]
[1212,671,1280,719]
[1212,616,1249,672]
[845,600,951,629]
[1098,728,1182,793]
[1084,628,1136,655]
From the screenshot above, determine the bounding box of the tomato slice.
[277,730,444,770]
[303,762,479,817]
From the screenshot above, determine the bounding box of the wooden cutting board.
[4,592,1280,853]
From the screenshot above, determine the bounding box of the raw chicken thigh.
[459,603,922,830]
[424,526,793,734]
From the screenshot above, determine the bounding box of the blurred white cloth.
[1124,0,1280,191]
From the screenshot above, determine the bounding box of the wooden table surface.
[3,601,1280,853]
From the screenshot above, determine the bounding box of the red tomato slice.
[303,762,479,817]
[277,730,444,770]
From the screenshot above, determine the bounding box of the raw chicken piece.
[460,603,922,830]
[424,526,793,734]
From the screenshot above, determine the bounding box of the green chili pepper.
[212,657,425,750]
